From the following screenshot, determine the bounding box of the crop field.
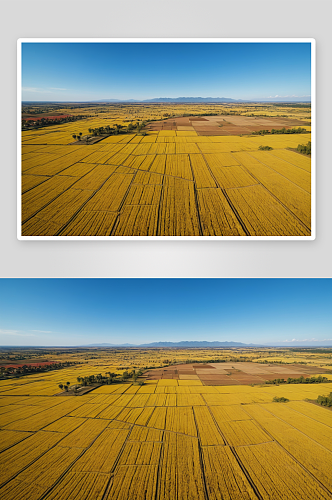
[20,103,312,237]
[1,347,331,499]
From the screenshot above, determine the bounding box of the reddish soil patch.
[192,364,215,369]
[197,130,234,136]
[204,379,241,385]
[144,115,310,136]
[172,118,192,125]
[143,362,329,386]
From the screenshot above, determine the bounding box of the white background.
[1,0,331,277]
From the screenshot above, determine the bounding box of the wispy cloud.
[0,329,36,337]
[22,87,52,94]
[283,338,332,342]
[267,94,311,99]
[49,87,67,91]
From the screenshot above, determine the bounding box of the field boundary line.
[156,171,165,237]
[240,405,332,498]
[110,168,140,236]
[55,169,123,236]
[192,406,211,500]
[232,152,311,233]
[188,154,204,236]
[230,446,265,500]
[203,402,263,500]
[268,150,311,173]
[197,148,250,235]
[245,150,311,194]
[101,424,135,500]
[253,403,332,449]
[154,430,164,500]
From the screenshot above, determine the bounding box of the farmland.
[20,103,312,237]
[1,347,331,499]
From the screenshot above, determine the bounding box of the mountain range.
[81,340,332,348]
[94,97,242,103]
[93,96,310,104]
[22,96,311,105]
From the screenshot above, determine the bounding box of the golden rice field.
[1,379,332,499]
[1,347,331,499]
[20,104,312,237]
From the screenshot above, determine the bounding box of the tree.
[66,381,70,387]
[72,134,76,140]
[297,141,311,155]
[58,383,63,390]
[273,396,289,402]
[108,372,117,383]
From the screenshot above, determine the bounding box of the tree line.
[317,392,332,407]
[22,115,89,129]
[266,375,329,385]
[297,141,311,155]
[252,127,308,136]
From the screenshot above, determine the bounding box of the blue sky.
[21,42,311,102]
[0,279,330,346]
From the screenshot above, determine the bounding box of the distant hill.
[23,97,311,105]
[81,339,331,348]
[83,340,258,348]
[140,340,255,347]
[94,96,241,103]
[143,97,240,103]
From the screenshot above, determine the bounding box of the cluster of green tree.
[266,375,329,385]
[142,364,167,370]
[274,103,311,108]
[252,127,307,136]
[273,396,289,403]
[297,141,311,155]
[22,107,54,114]
[75,369,144,387]
[228,357,254,362]
[258,145,273,151]
[86,121,147,140]
[291,348,332,354]
[0,354,30,361]
[58,381,71,392]
[257,359,283,364]
[316,392,332,407]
